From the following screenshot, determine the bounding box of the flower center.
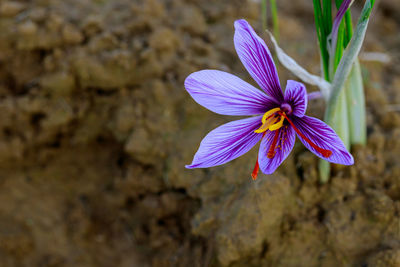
[251,107,333,180]
[254,107,285,134]
[280,103,292,115]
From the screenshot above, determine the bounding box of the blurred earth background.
[0,0,400,266]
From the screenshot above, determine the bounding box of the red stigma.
[251,156,259,180]
[267,130,280,159]
[279,112,332,158]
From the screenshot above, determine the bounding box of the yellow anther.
[254,123,269,133]
[269,115,285,131]
[255,108,286,133]
[261,107,281,124]
[254,116,277,133]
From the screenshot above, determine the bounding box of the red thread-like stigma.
[251,156,259,180]
[279,112,332,158]
[267,130,280,159]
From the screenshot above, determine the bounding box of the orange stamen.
[279,112,332,158]
[267,130,280,158]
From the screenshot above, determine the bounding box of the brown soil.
[0,0,399,266]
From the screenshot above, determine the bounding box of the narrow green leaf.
[320,0,374,183]
[313,0,330,81]
[322,0,333,36]
[325,0,375,123]
[270,0,279,42]
[334,0,343,9]
[344,10,353,45]
[313,0,323,37]
[333,20,345,72]
[261,0,267,30]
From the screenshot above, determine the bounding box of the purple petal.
[284,80,307,117]
[292,116,354,165]
[307,91,322,101]
[186,116,263,169]
[185,70,276,116]
[258,126,296,174]
[234,19,283,103]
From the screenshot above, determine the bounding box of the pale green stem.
[346,59,366,145]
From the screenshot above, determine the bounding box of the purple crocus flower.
[185,19,354,179]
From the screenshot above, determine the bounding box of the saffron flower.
[185,19,354,179]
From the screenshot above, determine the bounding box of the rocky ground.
[0,0,399,266]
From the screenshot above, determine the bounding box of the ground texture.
[0,0,400,266]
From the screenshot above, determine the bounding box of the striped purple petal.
[284,80,307,118]
[307,91,322,100]
[258,126,296,175]
[292,115,354,165]
[186,116,263,169]
[185,70,276,116]
[234,19,284,103]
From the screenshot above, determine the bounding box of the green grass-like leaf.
[326,0,375,121]
[313,0,330,81]
[261,0,267,30]
[320,0,374,183]
[270,0,279,42]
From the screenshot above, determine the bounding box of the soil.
[0,0,399,266]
